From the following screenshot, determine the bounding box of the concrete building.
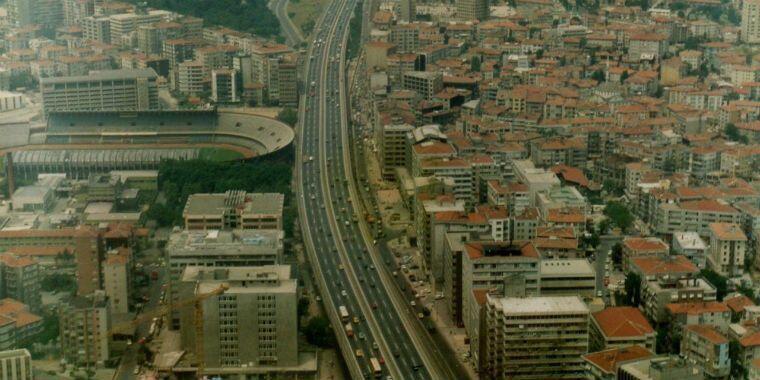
[539,259,596,297]
[0,349,33,380]
[183,191,285,231]
[177,60,206,95]
[11,186,54,213]
[416,195,466,272]
[589,307,656,352]
[582,346,654,380]
[673,231,708,269]
[7,0,63,27]
[211,69,238,104]
[707,222,747,277]
[108,10,171,44]
[681,324,730,379]
[380,123,414,179]
[81,16,111,43]
[0,254,41,311]
[622,237,669,271]
[0,92,24,113]
[655,200,742,236]
[416,158,473,205]
[40,69,159,114]
[666,302,731,333]
[58,291,110,367]
[743,0,760,43]
[102,248,131,315]
[618,355,703,379]
[457,239,540,329]
[479,294,589,379]
[402,71,443,100]
[178,266,297,368]
[457,0,489,21]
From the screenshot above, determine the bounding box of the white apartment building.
[708,222,747,277]
[479,295,589,379]
[81,16,111,44]
[0,349,32,380]
[177,61,205,95]
[58,291,110,367]
[744,0,760,43]
[673,231,708,269]
[655,200,742,236]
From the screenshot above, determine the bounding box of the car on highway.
[133,367,140,375]
[359,332,366,340]
[341,290,347,297]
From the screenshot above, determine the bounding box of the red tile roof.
[685,324,728,345]
[724,295,755,313]
[592,307,654,338]
[666,301,730,315]
[629,255,698,276]
[582,346,653,374]
[623,237,668,253]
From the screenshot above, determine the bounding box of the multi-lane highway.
[295,0,457,378]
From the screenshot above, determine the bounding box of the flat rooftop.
[40,68,158,84]
[540,259,595,277]
[488,294,588,315]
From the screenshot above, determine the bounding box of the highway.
[294,0,457,377]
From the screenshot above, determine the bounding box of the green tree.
[620,70,629,84]
[701,269,728,301]
[730,340,747,379]
[302,316,336,348]
[277,107,298,127]
[611,242,623,267]
[726,123,749,144]
[624,272,642,307]
[591,69,605,83]
[470,56,481,72]
[604,201,634,232]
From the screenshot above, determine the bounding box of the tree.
[591,69,605,83]
[725,123,749,144]
[470,56,481,72]
[277,107,298,127]
[604,201,634,232]
[302,316,336,348]
[701,269,728,301]
[655,323,680,354]
[611,243,623,267]
[623,272,642,307]
[730,340,747,379]
[620,70,629,84]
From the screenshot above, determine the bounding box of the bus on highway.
[369,357,381,378]
[339,305,349,322]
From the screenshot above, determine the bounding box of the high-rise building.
[7,0,64,28]
[40,69,160,114]
[108,10,171,44]
[399,0,415,22]
[63,0,95,26]
[211,69,238,104]
[380,123,414,179]
[0,349,33,380]
[58,291,110,367]
[178,266,298,368]
[0,254,41,310]
[743,0,760,43]
[707,222,747,277]
[102,248,131,315]
[176,60,206,95]
[402,71,443,100]
[478,294,589,379]
[457,0,489,21]
[81,16,111,44]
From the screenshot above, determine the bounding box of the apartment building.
[430,211,492,288]
[457,239,540,330]
[81,16,111,44]
[183,191,284,231]
[196,45,238,76]
[102,248,131,315]
[708,222,747,277]
[622,237,669,271]
[673,231,708,269]
[58,291,110,367]
[655,200,742,236]
[582,346,654,380]
[389,24,420,53]
[0,349,33,380]
[0,299,42,348]
[539,259,596,297]
[618,355,703,379]
[108,10,171,44]
[402,71,443,100]
[666,302,731,333]
[416,158,474,206]
[164,39,200,67]
[629,255,706,323]
[380,123,415,179]
[0,254,41,310]
[589,307,656,352]
[681,324,731,378]
[457,0,489,21]
[176,60,205,95]
[211,68,238,103]
[178,266,298,368]
[627,33,668,61]
[743,0,760,43]
[479,294,589,379]
[416,195,466,275]
[40,69,159,114]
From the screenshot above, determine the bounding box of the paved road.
[270,0,304,46]
[294,0,456,377]
[595,235,623,298]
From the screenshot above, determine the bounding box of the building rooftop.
[684,324,728,345]
[582,345,653,374]
[592,307,654,338]
[673,231,707,250]
[488,294,588,315]
[629,255,698,276]
[540,259,594,277]
[40,68,158,84]
[709,222,747,241]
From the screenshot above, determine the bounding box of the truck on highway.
[345,322,354,337]
[369,357,381,378]
[339,305,349,322]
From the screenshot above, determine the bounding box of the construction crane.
[108,284,229,375]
